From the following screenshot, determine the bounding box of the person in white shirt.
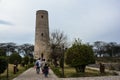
[41,59,46,73]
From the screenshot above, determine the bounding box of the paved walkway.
[13,67,120,80]
[13,67,58,80]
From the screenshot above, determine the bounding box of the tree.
[93,41,120,57]
[0,42,17,56]
[23,56,29,65]
[93,41,106,57]
[50,30,68,66]
[0,48,6,56]
[65,39,95,73]
[113,44,120,57]
[50,30,67,47]
[9,52,22,64]
[105,42,117,57]
[18,44,34,57]
[0,57,8,74]
[29,57,34,64]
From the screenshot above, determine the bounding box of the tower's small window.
[41,33,43,37]
[41,53,43,58]
[41,15,43,18]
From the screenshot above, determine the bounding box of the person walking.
[13,60,18,74]
[41,59,46,73]
[35,58,41,74]
[43,63,49,77]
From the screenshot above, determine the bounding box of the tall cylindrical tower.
[34,10,49,59]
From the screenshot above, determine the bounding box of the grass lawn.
[52,64,117,78]
[0,64,26,80]
[63,66,113,77]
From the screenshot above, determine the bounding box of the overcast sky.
[0,0,120,44]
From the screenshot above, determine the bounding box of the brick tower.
[34,10,49,59]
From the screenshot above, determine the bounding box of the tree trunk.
[75,65,86,73]
[79,65,86,73]
[75,67,79,73]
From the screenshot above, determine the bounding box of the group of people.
[35,58,49,77]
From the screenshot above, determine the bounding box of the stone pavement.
[13,67,58,80]
[13,67,120,80]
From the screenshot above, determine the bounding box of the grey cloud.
[0,20,13,25]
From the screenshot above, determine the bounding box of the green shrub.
[21,61,25,67]
[29,58,34,64]
[23,56,29,65]
[51,66,62,77]
[9,53,22,64]
[0,57,8,74]
[65,39,95,73]
[27,63,34,68]
[0,48,6,56]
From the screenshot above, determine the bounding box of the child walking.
[43,63,49,77]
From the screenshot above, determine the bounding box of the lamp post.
[7,52,9,80]
[60,45,66,78]
[6,45,10,80]
[6,65,9,79]
[62,47,64,78]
